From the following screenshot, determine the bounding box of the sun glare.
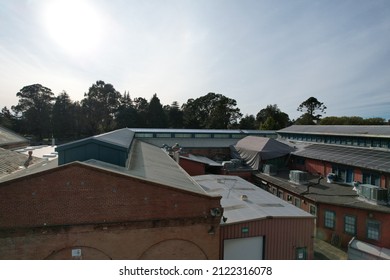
[43,0,106,56]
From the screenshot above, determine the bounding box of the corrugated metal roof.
[348,238,390,259]
[127,140,209,195]
[194,174,312,224]
[293,143,390,173]
[94,128,134,148]
[0,126,28,147]
[56,128,134,151]
[85,139,209,195]
[278,125,390,137]
[182,154,222,166]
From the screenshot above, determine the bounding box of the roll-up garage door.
[223,236,264,260]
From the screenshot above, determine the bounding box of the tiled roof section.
[293,144,390,173]
[0,148,43,177]
[278,125,390,137]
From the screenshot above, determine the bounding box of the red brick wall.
[0,222,220,260]
[305,159,325,175]
[0,163,221,259]
[317,203,390,249]
[179,158,206,176]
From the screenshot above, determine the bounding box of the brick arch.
[139,239,208,260]
[44,246,112,260]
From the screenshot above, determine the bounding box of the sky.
[0,0,389,121]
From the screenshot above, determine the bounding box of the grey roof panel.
[93,128,134,149]
[127,140,209,195]
[0,126,28,147]
[293,144,390,173]
[278,125,390,138]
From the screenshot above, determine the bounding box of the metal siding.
[220,218,314,259]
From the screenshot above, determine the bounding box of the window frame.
[324,210,336,229]
[344,215,356,235]
[366,219,380,241]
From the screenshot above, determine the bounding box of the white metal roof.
[193,174,313,224]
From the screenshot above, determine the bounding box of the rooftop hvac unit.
[289,170,309,185]
[358,184,388,204]
[263,164,277,176]
[231,159,242,168]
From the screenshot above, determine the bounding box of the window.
[277,190,283,199]
[362,172,380,187]
[135,133,153,138]
[213,134,230,138]
[309,204,317,216]
[344,215,356,235]
[156,133,171,138]
[367,220,380,241]
[324,210,335,229]
[174,133,191,138]
[294,198,301,208]
[194,133,211,138]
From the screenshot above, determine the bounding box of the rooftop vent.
[289,170,309,185]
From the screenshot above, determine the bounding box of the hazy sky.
[1,0,389,120]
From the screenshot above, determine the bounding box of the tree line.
[0,81,388,143]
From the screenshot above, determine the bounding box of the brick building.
[0,137,222,260]
[252,125,390,258]
[194,175,315,260]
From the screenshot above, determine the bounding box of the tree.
[182,92,242,129]
[297,97,326,124]
[116,92,138,128]
[12,84,54,140]
[239,114,256,129]
[81,80,121,135]
[0,107,18,130]
[256,104,290,130]
[133,97,149,127]
[165,101,184,128]
[52,91,76,140]
[147,93,167,128]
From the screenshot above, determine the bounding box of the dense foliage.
[0,83,388,143]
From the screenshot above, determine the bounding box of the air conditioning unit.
[358,184,389,204]
[289,170,309,185]
[231,159,242,168]
[263,164,277,176]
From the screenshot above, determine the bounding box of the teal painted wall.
[58,142,128,166]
